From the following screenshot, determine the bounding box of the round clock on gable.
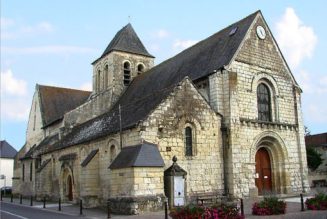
[256,26,266,39]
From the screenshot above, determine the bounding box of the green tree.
[306,147,323,171]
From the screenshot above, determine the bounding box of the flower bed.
[169,203,244,219]
[305,193,327,210]
[252,197,286,215]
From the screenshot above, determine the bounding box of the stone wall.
[26,90,44,151]
[212,14,310,197]
[140,79,224,198]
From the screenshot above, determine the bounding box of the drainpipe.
[293,86,305,193]
[220,120,229,197]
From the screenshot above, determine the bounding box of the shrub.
[213,203,244,219]
[252,197,286,215]
[169,203,244,219]
[305,193,327,210]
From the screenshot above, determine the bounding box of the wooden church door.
[67,175,73,201]
[255,148,272,195]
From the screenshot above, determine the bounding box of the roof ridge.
[140,10,260,77]
[38,84,92,93]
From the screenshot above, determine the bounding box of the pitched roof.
[0,140,17,158]
[94,23,154,63]
[38,85,91,127]
[305,132,327,147]
[109,142,164,169]
[47,11,259,151]
[21,134,59,160]
[81,149,99,167]
[36,159,51,173]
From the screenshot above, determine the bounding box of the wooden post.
[80,199,83,215]
[107,200,111,218]
[43,197,46,208]
[164,198,168,219]
[240,198,244,216]
[58,198,61,211]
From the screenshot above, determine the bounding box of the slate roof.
[81,149,99,167]
[109,142,165,169]
[38,85,91,128]
[21,134,59,160]
[36,159,51,173]
[93,23,154,64]
[46,11,260,152]
[0,140,17,158]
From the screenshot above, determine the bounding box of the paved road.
[0,202,88,219]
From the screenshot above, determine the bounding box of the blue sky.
[1,0,326,150]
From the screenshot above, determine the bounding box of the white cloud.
[153,29,170,39]
[1,69,27,96]
[0,69,30,121]
[79,82,92,91]
[276,7,317,69]
[2,45,95,55]
[20,21,54,34]
[1,99,30,121]
[173,39,198,51]
[306,104,327,123]
[0,17,15,29]
[1,18,54,40]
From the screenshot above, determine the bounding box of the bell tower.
[91,23,154,105]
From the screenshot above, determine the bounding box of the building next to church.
[305,132,327,187]
[13,10,309,214]
[0,140,17,188]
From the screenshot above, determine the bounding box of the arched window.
[185,127,193,156]
[110,145,116,162]
[123,62,131,86]
[30,162,33,181]
[257,83,271,121]
[104,65,108,89]
[137,64,144,75]
[97,70,101,92]
[22,164,25,181]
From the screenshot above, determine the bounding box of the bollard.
[240,198,244,216]
[164,199,168,219]
[0,191,2,201]
[300,193,305,211]
[80,199,83,215]
[43,197,46,208]
[20,195,22,204]
[30,196,33,206]
[10,194,13,202]
[107,201,111,219]
[58,198,61,211]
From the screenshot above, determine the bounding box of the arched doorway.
[255,148,272,195]
[67,175,73,201]
[60,164,74,202]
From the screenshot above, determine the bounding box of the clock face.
[256,26,266,39]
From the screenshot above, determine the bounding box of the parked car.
[1,186,12,196]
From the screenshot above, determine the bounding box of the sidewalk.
[1,195,327,219]
[0,196,169,218]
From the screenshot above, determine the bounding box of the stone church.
[13,10,309,213]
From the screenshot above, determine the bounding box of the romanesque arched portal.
[251,131,290,195]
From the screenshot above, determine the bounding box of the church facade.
[13,11,309,213]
